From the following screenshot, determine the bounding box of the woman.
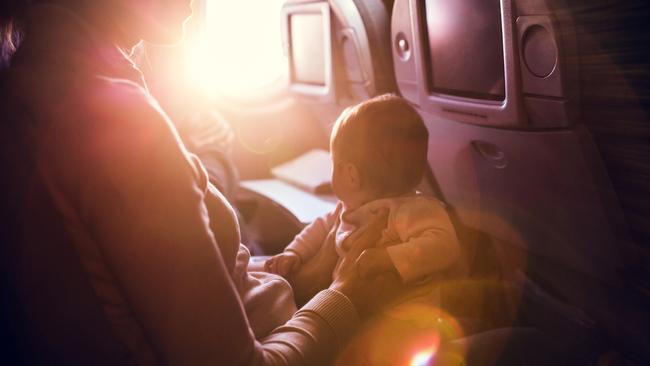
[0,1,389,364]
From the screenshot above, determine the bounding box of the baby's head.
[330,94,428,208]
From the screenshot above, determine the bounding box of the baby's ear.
[346,162,363,188]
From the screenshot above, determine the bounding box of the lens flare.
[336,299,466,366]
[410,347,436,366]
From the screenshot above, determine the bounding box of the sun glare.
[410,347,437,366]
[185,0,287,97]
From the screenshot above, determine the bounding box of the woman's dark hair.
[0,0,33,68]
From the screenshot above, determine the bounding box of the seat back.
[390,0,635,354]
[282,0,397,130]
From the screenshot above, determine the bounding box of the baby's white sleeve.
[386,198,460,283]
[285,203,342,262]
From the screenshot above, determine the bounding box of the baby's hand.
[265,252,302,278]
[356,248,396,279]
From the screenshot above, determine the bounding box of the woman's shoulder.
[76,74,184,154]
[83,75,166,127]
[4,61,167,134]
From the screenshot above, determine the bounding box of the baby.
[266,94,463,307]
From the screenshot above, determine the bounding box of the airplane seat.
[389,0,639,362]
[346,0,395,94]
[282,0,397,130]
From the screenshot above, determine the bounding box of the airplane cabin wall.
[392,0,648,356]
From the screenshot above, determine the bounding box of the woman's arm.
[76,79,362,365]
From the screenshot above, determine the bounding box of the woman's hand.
[356,247,396,279]
[330,209,390,314]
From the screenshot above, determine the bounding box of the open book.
[271,149,332,193]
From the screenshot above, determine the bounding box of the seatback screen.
[424,0,505,101]
[290,14,325,86]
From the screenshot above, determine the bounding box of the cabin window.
[185,0,288,97]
